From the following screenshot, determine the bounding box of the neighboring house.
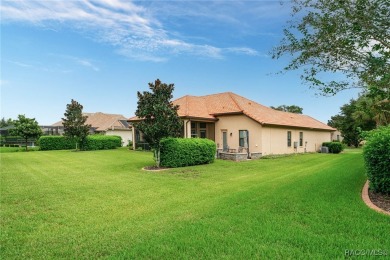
[331,130,343,142]
[53,112,132,146]
[41,125,65,135]
[129,92,335,157]
[0,125,15,136]
[1,125,65,136]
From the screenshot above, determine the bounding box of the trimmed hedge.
[322,142,344,154]
[83,135,122,150]
[39,136,76,150]
[39,135,122,151]
[363,126,390,194]
[160,138,216,168]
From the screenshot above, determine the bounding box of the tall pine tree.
[62,99,91,150]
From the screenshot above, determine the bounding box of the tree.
[133,79,183,167]
[0,117,14,128]
[62,99,91,150]
[328,97,376,147]
[270,105,303,114]
[272,0,390,97]
[10,115,42,151]
[353,93,390,126]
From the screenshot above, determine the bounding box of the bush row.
[160,137,216,168]
[39,136,76,150]
[322,142,344,154]
[363,126,390,194]
[39,135,122,151]
[83,135,122,150]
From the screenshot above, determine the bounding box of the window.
[299,132,303,146]
[200,130,206,138]
[191,122,197,138]
[199,122,207,129]
[287,131,292,147]
[191,129,197,138]
[239,130,248,147]
[136,129,145,142]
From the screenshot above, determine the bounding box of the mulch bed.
[143,166,170,171]
[368,190,390,212]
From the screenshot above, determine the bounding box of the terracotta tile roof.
[227,92,334,130]
[53,112,130,131]
[128,92,335,131]
[174,95,216,120]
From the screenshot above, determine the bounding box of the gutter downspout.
[247,130,250,159]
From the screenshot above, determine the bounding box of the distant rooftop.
[53,112,130,131]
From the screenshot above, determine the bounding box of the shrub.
[83,135,122,150]
[39,136,76,150]
[363,126,390,194]
[160,138,216,168]
[39,135,122,151]
[322,142,344,154]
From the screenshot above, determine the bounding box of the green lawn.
[1,148,389,258]
[0,146,40,153]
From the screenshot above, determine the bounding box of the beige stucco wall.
[184,115,333,155]
[331,130,343,142]
[261,126,332,155]
[106,130,133,146]
[214,114,262,153]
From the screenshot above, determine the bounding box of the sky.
[1,0,360,125]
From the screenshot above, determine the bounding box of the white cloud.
[6,60,32,68]
[225,47,260,56]
[0,0,262,61]
[62,56,100,71]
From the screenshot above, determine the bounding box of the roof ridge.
[185,95,189,116]
[188,91,231,98]
[302,114,335,130]
[228,92,243,112]
[83,112,124,117]
[107,118,120,130]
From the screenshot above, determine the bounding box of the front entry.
[222,131,228,151]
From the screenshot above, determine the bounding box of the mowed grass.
[0,147,40,153]
[1,148,389,258]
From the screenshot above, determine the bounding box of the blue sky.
[1,0,359,125]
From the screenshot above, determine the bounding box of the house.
[0,125,15,136]
[53,112,132,146]
[41,125,65,136]
[331,130,343,142]
[128,92,335,158]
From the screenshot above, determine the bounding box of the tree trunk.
[154,149,160,168]
[25,137,28,151]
